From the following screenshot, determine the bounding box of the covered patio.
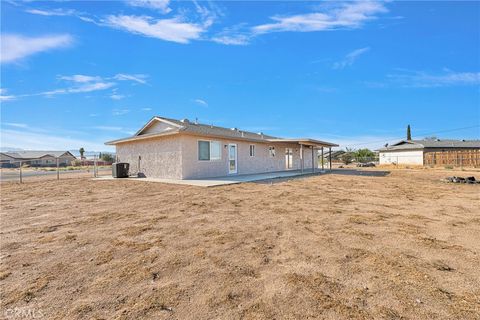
[269,138,338,173]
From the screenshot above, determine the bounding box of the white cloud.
[113,73,148,84]
[141,107,152,111]
[3,73,148,100]
[25,8,76,16]
[252,1,387,34]
[0,34,73,63]
[126,0,171,14]
[59,75,102,83]
[93,125,135,135]
[193,98,208,107]
[3,122,28,128]
[387,70,480,88]
[211,27,251,46]
[211,34,250,45]
[112,108,130,116]
[1,129,113,151]
[68,82,116,93]
[41,82,115,96]
[110,94,126,100]
[333,47,370,69]
[104,15,207,44]
[93,126,124,131]
[210,23,251,46]
[0,88,16,101]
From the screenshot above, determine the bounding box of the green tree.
[100,153,115,162]
[79,147,85,159]
[354,148,375,163]
[407,124,412,140]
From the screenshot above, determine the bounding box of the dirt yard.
[1,169,479,319]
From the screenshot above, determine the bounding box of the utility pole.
[93,154,98,178]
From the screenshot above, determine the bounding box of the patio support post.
[329,147,332,170]
[311,146,315,173]
[321,147,324,170]
[300,144,304,173]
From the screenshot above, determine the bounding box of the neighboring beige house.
[0,151,76,167]
[106,116,338,179]
[378,139,480,165]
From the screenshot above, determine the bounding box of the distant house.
[321,150,346,162]
[378,139,480,165]
[0,151,76,167]
[105,116,338,179]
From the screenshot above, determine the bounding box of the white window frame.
[249,144,255,157]
[198,140,222,161]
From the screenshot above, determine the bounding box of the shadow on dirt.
[254,169,390,184]
[329,169,391,177]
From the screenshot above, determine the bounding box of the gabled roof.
[105,116,338,147]
[0,151,76,159]
[378,139,480,151]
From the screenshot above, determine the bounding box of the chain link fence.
[0,157,112,183]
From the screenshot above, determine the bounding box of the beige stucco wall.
[379,150,424,165]
[115,135,183,179]
[141,121,178,135]
[114,133,320,179]
[180,135,318,179]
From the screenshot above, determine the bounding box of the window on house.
[198,141,210,160]
[210,141,221,160]
[249,145,255,157]
[269,146,275,157]
[198,140,221,161]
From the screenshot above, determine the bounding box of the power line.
[342,124,480,148]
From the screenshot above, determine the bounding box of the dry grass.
[1,169,479,319]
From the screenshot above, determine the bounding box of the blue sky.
[1,0,479,152]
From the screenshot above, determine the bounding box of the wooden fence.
[424,150,480,167]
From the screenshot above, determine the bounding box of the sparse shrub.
[341,153,353,165]
[100,153,115,163]
[444,165,453,170]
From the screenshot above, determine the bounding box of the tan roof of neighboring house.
[0,151,76,160]
[378,139,480,152]
[106,116,338,147]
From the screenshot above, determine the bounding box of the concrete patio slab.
[94,169,327,187]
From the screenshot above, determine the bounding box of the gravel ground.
[0,168,479,319]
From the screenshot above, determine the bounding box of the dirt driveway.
[1,169,479,319]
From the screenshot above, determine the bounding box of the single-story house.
[0,151,76,167]
[321,150,346,162]
[105,116,338,179]
[378,139,480,165]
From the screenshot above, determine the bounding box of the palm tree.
[407,125,412,140]
[79,147,85,159]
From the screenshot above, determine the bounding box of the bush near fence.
[424,150,480,167]
[76,160,112,166]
